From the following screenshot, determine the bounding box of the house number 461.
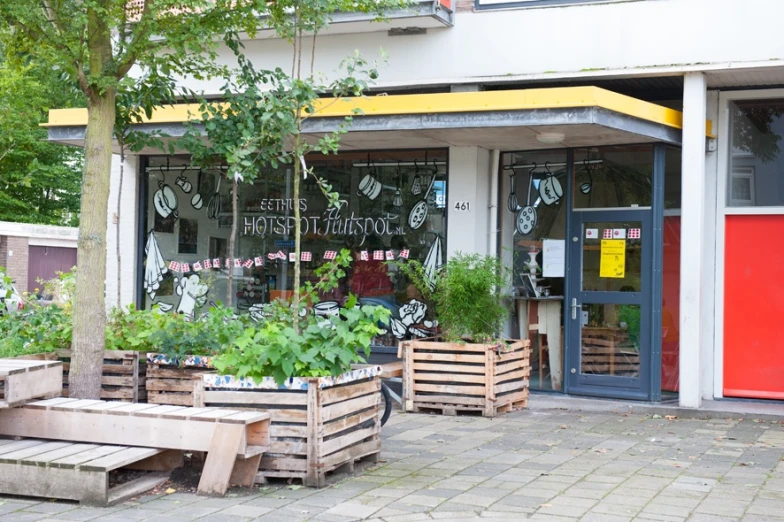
[453,201,471,212]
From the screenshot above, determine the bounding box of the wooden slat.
[159,407,217,419]
[146,379,194,392]
[323,407,378,438]
[148,392,193,406]
[413,383,486,395]
[146,367,200,379]
[321,393,379,423]
[495,380,526,395]
[106,403,160,415]
[320,439,380,470]
[320,424,378,458]
[131,405,187,417]
[411,352,485,364]
[203,389,308,406]
[198,423,244,495]
[270,440,307,455]
[320,379,378,406]
[0,440,48,456]
[270,425,308,438]
[26,397,80,409]
[78,401,129,413]
[51,445,127,469]
[413,372,485,384]
[219,411,270,424]
[49,399,104,411]
[81,447,163,472]
[494,368,529,384]
[0,442,73,463]
[410,341,490,353]
[411,362,484,374]
[23,443,101,464]
[190,409,242,421]
[260,456,307,472]
[411,394,484,406]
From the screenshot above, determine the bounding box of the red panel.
[661,217,680,392]
[724,215,784,400]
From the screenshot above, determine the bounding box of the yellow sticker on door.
[600,239,626,278]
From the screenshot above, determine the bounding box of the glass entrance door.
[566,210,653,400]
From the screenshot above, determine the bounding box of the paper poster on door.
[600,239,626,278]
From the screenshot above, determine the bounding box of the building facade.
[45,0,784,408]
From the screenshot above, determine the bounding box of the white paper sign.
[612,228,627,239]
[586,228,598,239]
[542,239,565,278]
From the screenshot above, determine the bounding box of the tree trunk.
[227,176,238,305]
[69,89,116,399]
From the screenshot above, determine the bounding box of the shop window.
[729,99,784,207]
[141,150,448,350]
[502,150,567,392]
[573,145,654,209]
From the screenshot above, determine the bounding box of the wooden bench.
[0,398,271,496]
[0,359,62,408]
[0,437,170,505]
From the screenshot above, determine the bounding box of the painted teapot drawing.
[538,162,563,206]
[154,180,179,219]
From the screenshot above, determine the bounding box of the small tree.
[183,0,407,323]
[1,0,269,398]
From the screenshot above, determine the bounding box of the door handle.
[571,298,579,320]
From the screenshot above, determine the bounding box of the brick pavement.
[1,408,783,521]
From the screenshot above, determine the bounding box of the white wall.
[179,0,784,94]
[105,154,139,310]
[446,146,492,258]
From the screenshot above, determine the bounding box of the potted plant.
[106,303,250,405]
[393,253,531,417]
[193,251,390,487]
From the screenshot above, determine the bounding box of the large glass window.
[141,150,447,348]
[662,146,681,396]
[574,145,654,209]
[729,99,784,207]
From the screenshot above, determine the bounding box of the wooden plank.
[494,380,526,395]
[146,379,194,392]
[410,341,490,352]
[131,405,187,417]
[190,409,243,421]
[148,392,193,406]
[105,403,160,415]
[413,383,486,395]
[0,441,72,463]
[410,362,485,374]
[411,352,485,364]
[323,407,378,438]
[198,423,245,496]
[229,454,262,488]
[413,372,485,384]
[404,342,414,411]
[322,393,379,423]
[270,440,307,455]
[26,397,80,409]
[485,342,495,416]
[80,447,163,472]
[320,438,380,470]
[23,443,101,465]
[0,459,107,504]
[0,440,49,456]
[494,368,529,384]
[411,394,485,406]
[107,472,168,506]
[100,376,135,387]
[202,390,308,406]
[146,367,200,379]
[159,407,217,419]
[4,364,63,405]
[219,411,271,425]
[320,424,378,458]
[49,399,105,411]
[306,382,322,488]
[320,379,378,406]
[260,455,307,472]
[51,445,127,469]
[270,425,308,438]
[78,401,129,413]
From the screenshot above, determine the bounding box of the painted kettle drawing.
[153,174,179,220]
[538,162,564,206]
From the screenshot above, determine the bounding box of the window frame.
[728,167,755,207]
[474,0,624,11]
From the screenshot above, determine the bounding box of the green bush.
[0,304,72,358]
[107,304,251,361]
[213,250,391,385]
[393,253,510,343]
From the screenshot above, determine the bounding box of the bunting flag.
[360,251,369,261]
[373,250,384,260]
[204,259,212,269]
[193,261,203,272]
[323,250,337,260]
[399,249,410,259]
[385,250,395,261]
[243,259,254,268]
[628,228,641,239]
[234,258,242,268]
[225,258,231,269]
[254,257,264,267]
[181,263,190,273]
[267,253,276,260]
[301,252,312,262]
[168,261,181,272]
[289,252,296,262]
[276,251,286,260]
[603,229,613,239]
[213,258,221,268]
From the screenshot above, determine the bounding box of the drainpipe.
[488,149,500,256]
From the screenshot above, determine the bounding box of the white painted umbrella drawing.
[144,232,168,301]
[423,236,443,291]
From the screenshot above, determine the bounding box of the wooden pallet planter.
[401,339,530,417]
[0,359,63,407]
[16,350,146,402]
[146,353,214,406]
[193,366,382,487]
